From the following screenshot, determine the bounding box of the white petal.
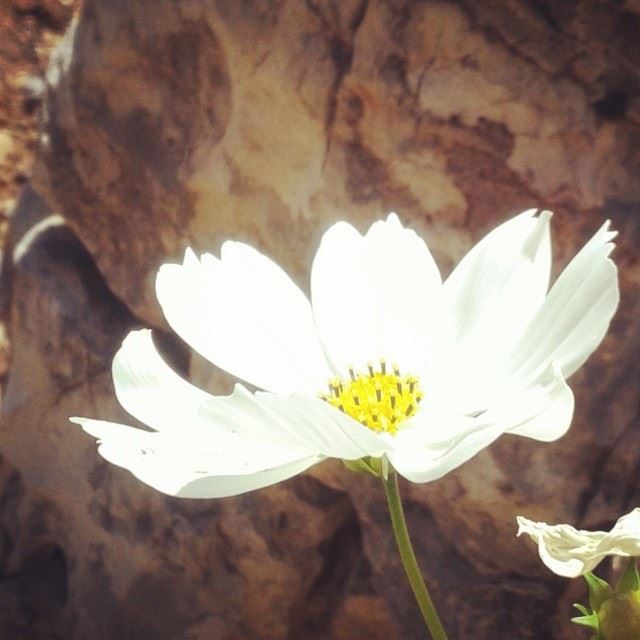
[506,363,574,442]
[202,390,391,460]
[516,510,640,578]
[311,214,443,385]
[438,210,552,411]
[156,244,332,394]
[389,421,504,483]
[388,400,504,483]
[444,210,551,346]
[601,509,640,558]
[508,221,619,384]
[112,330,339,458]
[75,418,309,472]
[387,401,480,449]
[112,329,214,435]
[173,459,320,498]
[73,417,322,498]
[119,354,388,458]
[388,362,573,481]
[516,516,605,577]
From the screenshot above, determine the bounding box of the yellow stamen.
[322,359,423,435]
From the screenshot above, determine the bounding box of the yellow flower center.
[321,360,423,435]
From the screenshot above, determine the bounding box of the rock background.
[1,1,639,638]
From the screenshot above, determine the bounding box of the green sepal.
[584,571,614,611]
[616,559,640,594]
[573,603,591,616]
[571,603,599,631]
[342,457,381,477]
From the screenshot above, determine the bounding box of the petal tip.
[522,208,552,261]
[517,208,539,219]
[183,246,199,265]
[322,219,360,241]
[123,327,152,345]
[155,262,183,296]
[602,219,619,242]
[220,239,238,255]
[386,212,401,225]
[220,240,258,262]
[515,515,533,536]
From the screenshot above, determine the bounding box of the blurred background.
[0,1,639,638]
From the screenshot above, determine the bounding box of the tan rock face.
[1,1,640,638]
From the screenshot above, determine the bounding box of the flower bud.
[598,589,640,640]
[573,561,640,640]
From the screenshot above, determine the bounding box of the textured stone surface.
[0,0,75,232]
[0,0,77,384]
[1,1,640,638]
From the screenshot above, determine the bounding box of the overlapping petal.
[444,209,551,351]
[505,363,574,442]
[388,420,504,483]
[111,329,214,436]
[437,210,552,411]
[73,418,321,498]
[517,509,640,578]
[201,389,391,460]
[507,221,619,385]
[76,327,388,495]
[388,361,574,481]
[156,244,332,395]
[311,213,443,385]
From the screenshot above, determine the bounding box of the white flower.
[72,211,619,498]
[517,510,640,578]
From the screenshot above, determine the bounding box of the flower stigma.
[321,359,423,435]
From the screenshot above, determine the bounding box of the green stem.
[382,468,449,640]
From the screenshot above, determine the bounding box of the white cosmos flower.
[517,509,640,578]
[72,211,619,498]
